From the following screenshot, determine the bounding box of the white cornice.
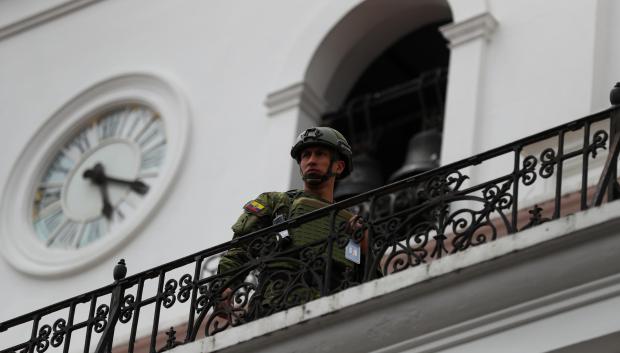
[0,0,104,41]
[264,82,328,120]
[440,12,498,48]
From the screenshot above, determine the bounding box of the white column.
[264,82,328,189]
[439,12,498,165]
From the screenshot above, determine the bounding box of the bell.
[335,153,384,201]
[389,129,442,182]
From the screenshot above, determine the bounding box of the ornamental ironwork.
[2,86,620,353]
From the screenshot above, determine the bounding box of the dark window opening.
[321,20,451,200]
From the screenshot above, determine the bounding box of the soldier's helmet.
[290,127,353,178]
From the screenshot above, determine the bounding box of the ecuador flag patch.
[244,200,266,215]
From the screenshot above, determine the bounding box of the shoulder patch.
[244,200,266,215]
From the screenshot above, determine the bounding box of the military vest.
[287,195,353,267]
[221,190,359,318]
[227,190,356,269]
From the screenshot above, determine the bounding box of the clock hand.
[102,176,149,195]
[83,163,150,195]
[99,182,113,220]
[82,163,106,185]
[83,163,113,220]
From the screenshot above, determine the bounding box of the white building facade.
[1,0,620,352]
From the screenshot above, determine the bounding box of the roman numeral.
[132,117,155,144]
[43,152,74,185]
[136,125,164,148]
[141,144,166,170]
[61,129,91,166]
[98,111,125,140]
[34,186,62,212]
[121,112,141,139]
[69,130,91,154]
[47,219,79,248]
[85,122,100,148]
[33,203,65,242]
[123,108,155,140]
[77,218,107,248]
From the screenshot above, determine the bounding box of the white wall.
[478,0,600,152]
[0,0,340,320]
[441,0,619,166]
[1,0,620,338]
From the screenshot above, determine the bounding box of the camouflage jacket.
[217,190,356,286]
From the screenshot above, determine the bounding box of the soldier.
[213,127,365,327]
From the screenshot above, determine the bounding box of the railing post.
[95,259,127,353]
[322,210,338,297]
[363,196,377,282]
[593,83,620,206]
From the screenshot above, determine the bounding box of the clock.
[0,73,190,276]
[32,105,165,249]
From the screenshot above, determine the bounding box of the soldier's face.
[299,146,344,179]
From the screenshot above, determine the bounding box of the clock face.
[0,73,189,276]
[31,105,166,249]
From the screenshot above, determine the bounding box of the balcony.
[3,86,620,353]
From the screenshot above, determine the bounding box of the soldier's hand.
[216,288,234,313]
[346,215,369,254]
[208,288,234,335]
[346,215,364,234]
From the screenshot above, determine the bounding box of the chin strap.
[301,157,338,185]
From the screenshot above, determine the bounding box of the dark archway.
[320,20,451,200]
[289,0,452,192]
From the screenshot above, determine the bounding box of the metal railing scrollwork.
[2,84,620,353]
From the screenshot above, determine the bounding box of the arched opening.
[297,0,452,200]
[282,0,452,193]
[321,21,451,200]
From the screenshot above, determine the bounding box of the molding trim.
[0,0,105,41]
[376,273,620,353]
[264,82,327,120]
[439,12,498,48]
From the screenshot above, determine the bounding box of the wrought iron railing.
[2,84,620,353]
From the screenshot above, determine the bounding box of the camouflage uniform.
[217,190,356,317]
[216,127,359,318]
